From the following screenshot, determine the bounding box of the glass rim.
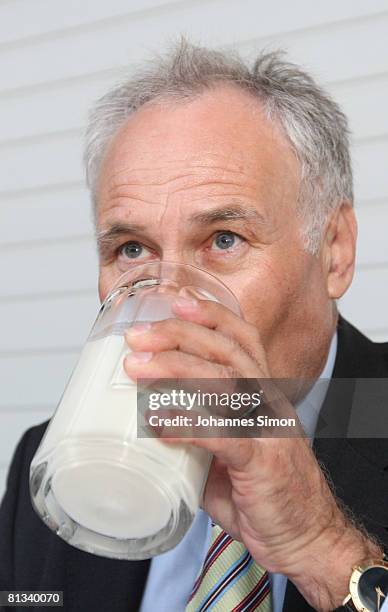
[105,260,241,315]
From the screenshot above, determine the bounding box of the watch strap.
[343,602,357,612]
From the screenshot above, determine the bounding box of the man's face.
[96,85,335,378]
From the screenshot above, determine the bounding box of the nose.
[160,248,189,266]
[159,250,199,285]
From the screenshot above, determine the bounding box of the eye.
[118,241,151,260]
[211,231,243,251]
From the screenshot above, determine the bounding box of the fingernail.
[126,322,152,336]
[173,296,198,309]
[125,351,153,364]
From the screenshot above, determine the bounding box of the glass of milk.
[29,262,241,560]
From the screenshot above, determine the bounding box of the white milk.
[32,333,211,541]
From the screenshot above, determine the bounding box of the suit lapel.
[283,317,388,611]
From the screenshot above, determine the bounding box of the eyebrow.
[96,222,147,255]
[188,204,265,225]
[96,204,266,254]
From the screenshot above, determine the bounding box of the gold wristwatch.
[342,554,388,612]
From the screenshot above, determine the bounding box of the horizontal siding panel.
[0,72,118,142]
[0,411,51,466]
[0,132,83,192]
[0,293,99,353]
[355,203,388,267]
[0,240,98,298]
[0,352,79,408]
[240,13,388,85]
[353,139,388,201]
[339,267,388,332]
[1,5,388,94]
[0,0,187,45]
[367,329,388,343]
[328,75,388,142]
[1,0,387,46]
[1,185,93,244]
[2,71,388,147]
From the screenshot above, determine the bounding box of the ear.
[321,202,357,299]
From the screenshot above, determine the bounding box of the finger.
[125,318,259,377]
[162,435,258,472]
[171,297,266,369]
[123,348,235,381]
[201,460,239,538]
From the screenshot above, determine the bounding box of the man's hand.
[124,296,381,611]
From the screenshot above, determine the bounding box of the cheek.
[229,250,321,336]
[98,268,116,303]
[236,265,289,326]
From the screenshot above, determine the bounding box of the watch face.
[357,567,388,611]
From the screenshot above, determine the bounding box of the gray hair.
[84,38,353,253]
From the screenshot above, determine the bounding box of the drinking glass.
[29,262,241,559]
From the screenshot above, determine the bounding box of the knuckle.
[156,350,198,377]
[243,327,262,361]
[224,333,239,352]
[197,297,220,321]
[153,318,180,335]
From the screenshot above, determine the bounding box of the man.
[0,40,387,612]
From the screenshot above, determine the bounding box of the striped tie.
[185,523,272,612]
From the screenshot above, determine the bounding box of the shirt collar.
[296,333,338,440]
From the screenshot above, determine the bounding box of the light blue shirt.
[140,334,338,612]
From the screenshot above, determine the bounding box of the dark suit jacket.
[1,318,387,611]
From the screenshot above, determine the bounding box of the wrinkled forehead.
[95,85,301,215]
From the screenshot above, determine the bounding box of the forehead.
[96,84,300,217]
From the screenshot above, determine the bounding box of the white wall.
[1,0,387,498]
